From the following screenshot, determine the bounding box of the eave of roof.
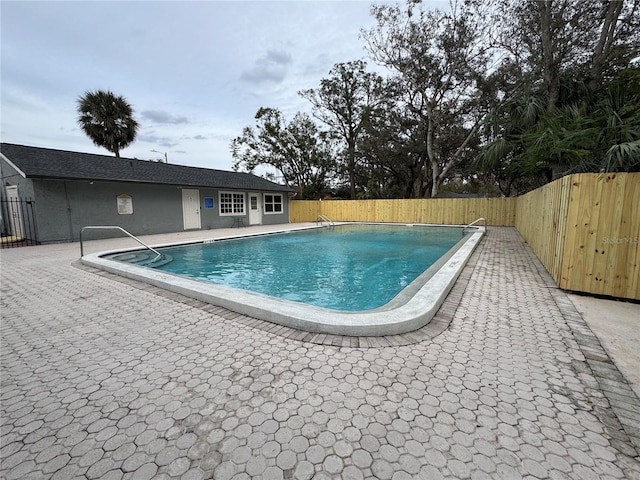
[0,143,296,193]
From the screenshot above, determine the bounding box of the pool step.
[107,251,172,268]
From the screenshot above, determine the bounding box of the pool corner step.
[107,252,173,268]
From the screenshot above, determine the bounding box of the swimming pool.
[82,223,484,336]
[120,224,464,311]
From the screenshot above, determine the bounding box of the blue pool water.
[129,224,466,311]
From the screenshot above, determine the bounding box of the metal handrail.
[462,217,487,234]
[316,215,334,227]
[80,226,161,261]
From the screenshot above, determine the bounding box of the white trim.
[263,193,284,215]
[0,153,27,178]
[219,191,246,216]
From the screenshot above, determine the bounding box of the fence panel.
[514,176,570,282]
[290,198,516,226]
[517,173,639,300]
[290,201,322,223]
[562,173,639,299]
[1,197,39,247]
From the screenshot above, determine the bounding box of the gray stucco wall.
[29,179,290,243]
[198,189,290,229]
[0,159,36,199]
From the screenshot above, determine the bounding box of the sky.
[0,0,419,172]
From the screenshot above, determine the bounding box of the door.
[5,186,25,239]
[248,193,262,225]
[182,189,201,230]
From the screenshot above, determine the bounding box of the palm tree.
[77,90,139,157]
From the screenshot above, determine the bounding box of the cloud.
[265,50,293,65]
[138,133,179,148]
[241,49,293,85]
[1,1,375,170]
[303,53,333,77]
[141,110,189,125]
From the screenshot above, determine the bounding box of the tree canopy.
[77,90,139,157]
[231,108,336,199]
[475,0,640,194]
[300,60,387,199]
[231,0,640,198]
[362,1,491,197]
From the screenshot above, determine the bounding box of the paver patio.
[1,226,639,479]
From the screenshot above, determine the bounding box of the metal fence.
[0,197,38,247]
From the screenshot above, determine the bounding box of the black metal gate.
[0,197,38,247]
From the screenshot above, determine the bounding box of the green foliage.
[77,90,139,157]
[300,60,387,199]
[228,0,639,198]
[473,0,640,194]
[477,68,640,194]
[362,0,490,197]
[230,108,336,199]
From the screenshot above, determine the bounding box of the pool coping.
[81,223,484,337]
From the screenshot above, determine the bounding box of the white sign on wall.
[117,194,133,215]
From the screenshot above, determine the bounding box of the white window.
[219,192,245,215]
[263,194,283,214]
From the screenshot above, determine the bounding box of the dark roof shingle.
[0,143,295,192]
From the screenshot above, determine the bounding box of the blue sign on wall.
[204,197,214,209]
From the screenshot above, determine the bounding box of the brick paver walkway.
[1,227,639,479]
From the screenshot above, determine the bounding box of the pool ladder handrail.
[462,217,486,234]
[316,215,335,228]
[80,225,162,262]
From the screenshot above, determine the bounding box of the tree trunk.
[431,121,480,198]
[589,0,623,92]
[347,141,357,200]
[425,117,436,198]
[539,1,560,110]
[430,159,440,198]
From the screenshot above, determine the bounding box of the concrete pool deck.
[1,225,639,479]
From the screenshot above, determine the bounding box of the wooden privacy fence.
[516,173,639,300]
[290,172,640,300]
[291,197,516,226]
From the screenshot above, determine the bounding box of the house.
[0,143,296,244]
